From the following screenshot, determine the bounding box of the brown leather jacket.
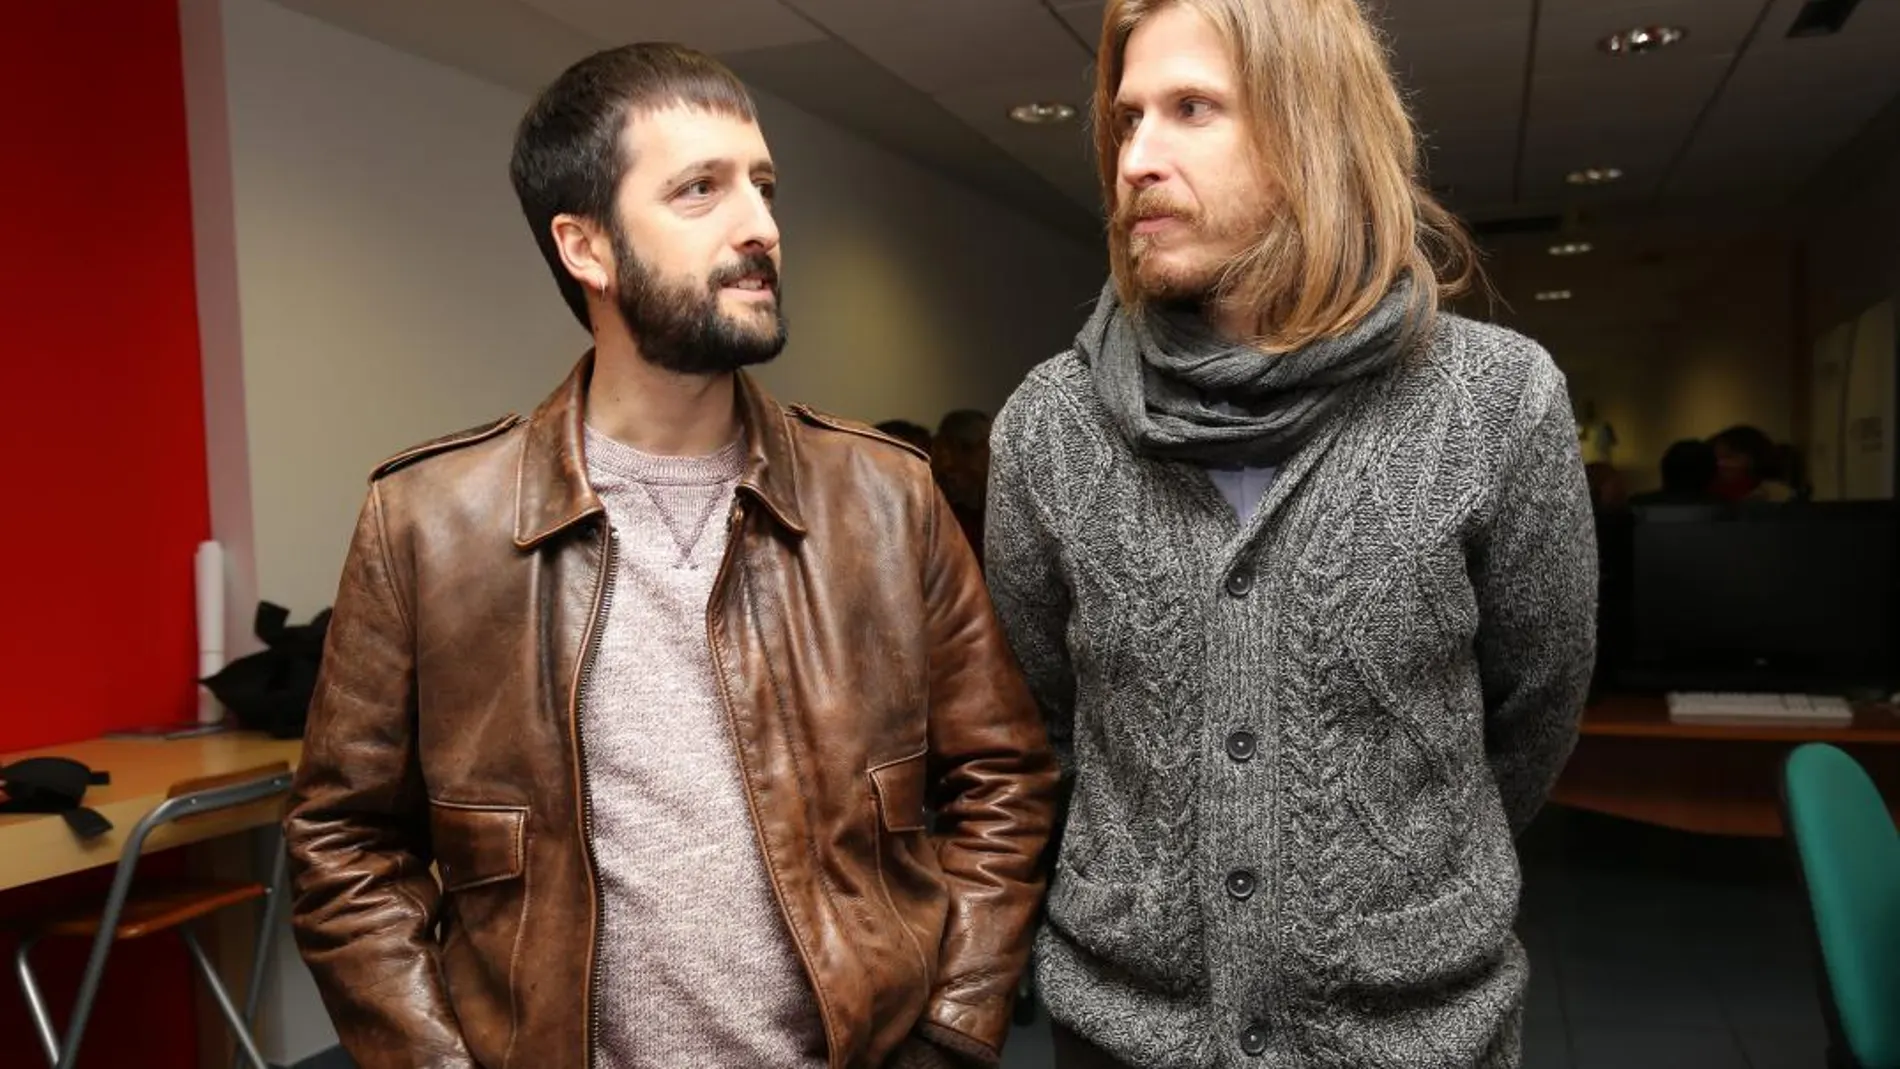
[284,357,1057,1069]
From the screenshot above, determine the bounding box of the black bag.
[0,756,112,838]
[200,601,332,739]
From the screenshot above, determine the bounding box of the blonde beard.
[1129,243,1222,304]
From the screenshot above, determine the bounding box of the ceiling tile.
[785,0,1043,24]
[1663,0,1900,198]
[933,71,1100,206]
[1522,108,1694,166]
[721,38,1100,234]
[824,4,1093,94]
[1527,53,1729,127]
[1518,128,1680,201]
[267,0,601,94]
[1054,2,1106,44]
[1666,134,1835,197]
[517,0,826,54]
[1388,16,1532,87]
[1425,148,1518,210]
[1368,0,1530,33]
[1407,76,1524,140]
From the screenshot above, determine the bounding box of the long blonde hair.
[1095,0,1478,352]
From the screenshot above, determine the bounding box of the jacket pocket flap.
[870,752,929,833]
[430,801,527,893]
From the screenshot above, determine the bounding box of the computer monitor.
[1623,501,1900,696]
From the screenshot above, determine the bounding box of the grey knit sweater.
[985,312,1598,1068]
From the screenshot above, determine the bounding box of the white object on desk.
[196,539,225,724]
[1667,691,1854,727]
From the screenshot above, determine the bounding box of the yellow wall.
[1472,232,1798,492]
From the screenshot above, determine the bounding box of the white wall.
[1799,95,1900,501]
[189,0,1102,1060]
[1801,95,1900,334]
[217,0,1102,623]
[745,90,1106,425]
[219,0,586,625]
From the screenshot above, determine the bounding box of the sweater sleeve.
[982,384,1079,773]
[1472,361,1600,835]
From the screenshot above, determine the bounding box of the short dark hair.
[509,43,757,329]
[1709,424,1778,479]
[934,409,992,448]
[1658,439,1716,496]
[875,420,933,452]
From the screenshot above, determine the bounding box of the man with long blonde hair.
[985,1,1599,1066]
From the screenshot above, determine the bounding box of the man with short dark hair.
[285,42,1055,1069]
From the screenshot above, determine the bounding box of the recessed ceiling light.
[1599,25,1687,54]
[1549,242,1594,257]
[1536,290,1574,302]
[1008,102,1076,125]
[1566,167,1624,185]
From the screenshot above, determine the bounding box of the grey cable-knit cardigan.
[984,311,1599,1069]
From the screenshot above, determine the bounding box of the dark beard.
[610,230,787,376]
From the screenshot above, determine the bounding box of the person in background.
[932,409,993,561]
[1773,442,1812,501]
[1709,424,1794,503]
[283,42,1055,1069]
[983,0,1599,1065]
[876,418,935,455]
[1628,439,1718,506]
[1584,461,1628,512]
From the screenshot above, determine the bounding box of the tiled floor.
[1003,807,1833,1068]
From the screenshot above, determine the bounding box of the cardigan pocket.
[1044,859,1202,993]
[1334,798,1520,993]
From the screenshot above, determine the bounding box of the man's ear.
[552,213,613,295]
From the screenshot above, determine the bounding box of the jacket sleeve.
[1474,368,1600,835]
[283,484,475,1069]
[918,481,1060,1065]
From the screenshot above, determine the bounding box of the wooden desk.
[1,733,303,892]
[1550,694,1900,837]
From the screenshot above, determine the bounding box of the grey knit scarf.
[1081,277,1416,467]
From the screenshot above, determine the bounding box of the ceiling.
[269,0,1900,243]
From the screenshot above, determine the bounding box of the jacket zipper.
[703,499,841,1067]
[573,524,618,1069]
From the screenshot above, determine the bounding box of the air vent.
[1788,0,1862,38]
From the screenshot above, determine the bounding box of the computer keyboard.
[1666,691,1854,726]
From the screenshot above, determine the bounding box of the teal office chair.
[1780,743,1900,1069]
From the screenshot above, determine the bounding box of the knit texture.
[986,312,1598,1068]
[581,426,826,1069]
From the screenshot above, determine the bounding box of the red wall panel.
[0,0,213,1065]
